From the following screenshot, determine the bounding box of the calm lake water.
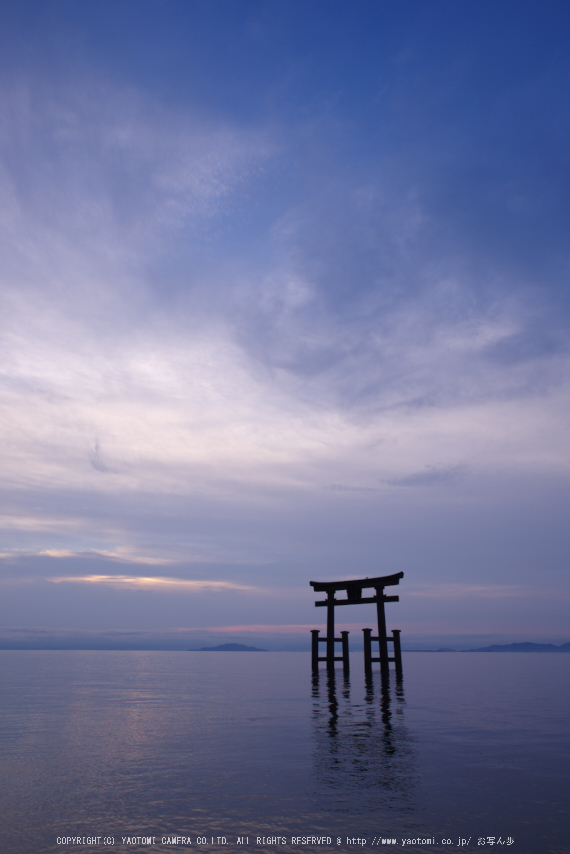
[0,651,568,854]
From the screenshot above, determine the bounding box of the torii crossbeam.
[310,572,404,674]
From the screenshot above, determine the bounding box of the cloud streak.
[47,575,257,592]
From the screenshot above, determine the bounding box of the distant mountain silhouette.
[194,643,267,652]
[468,642,570,652]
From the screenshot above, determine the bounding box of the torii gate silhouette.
[310,572,404,675]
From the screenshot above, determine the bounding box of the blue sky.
[1,1,569,649]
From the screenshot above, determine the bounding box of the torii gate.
[310,572,404,675]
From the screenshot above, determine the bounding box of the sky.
[1,0,569,650]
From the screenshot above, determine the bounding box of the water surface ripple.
[0,651,568,854]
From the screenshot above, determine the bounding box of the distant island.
[192,643,268,652]
[467,642,570,652]
[408,642,570,652]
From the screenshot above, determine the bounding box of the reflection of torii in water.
[310,572,404,675]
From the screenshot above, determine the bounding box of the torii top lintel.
[310,572,403,593]
[310,572,403,606]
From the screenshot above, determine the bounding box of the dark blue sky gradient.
[0,1,569,647]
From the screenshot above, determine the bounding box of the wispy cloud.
[40,548,175,566]
[47,575,257,592]
[386,465,467,487]
[0,547,178,566]
[206,623,377,634]
[408,584,570,600]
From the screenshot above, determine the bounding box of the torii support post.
[392,629,403,676]
[363,627,373,671]
[311,629,349,671]
[311,630,320,669]
[363,627,403,675]
[341,631,350,669]
[310,572,404,671]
